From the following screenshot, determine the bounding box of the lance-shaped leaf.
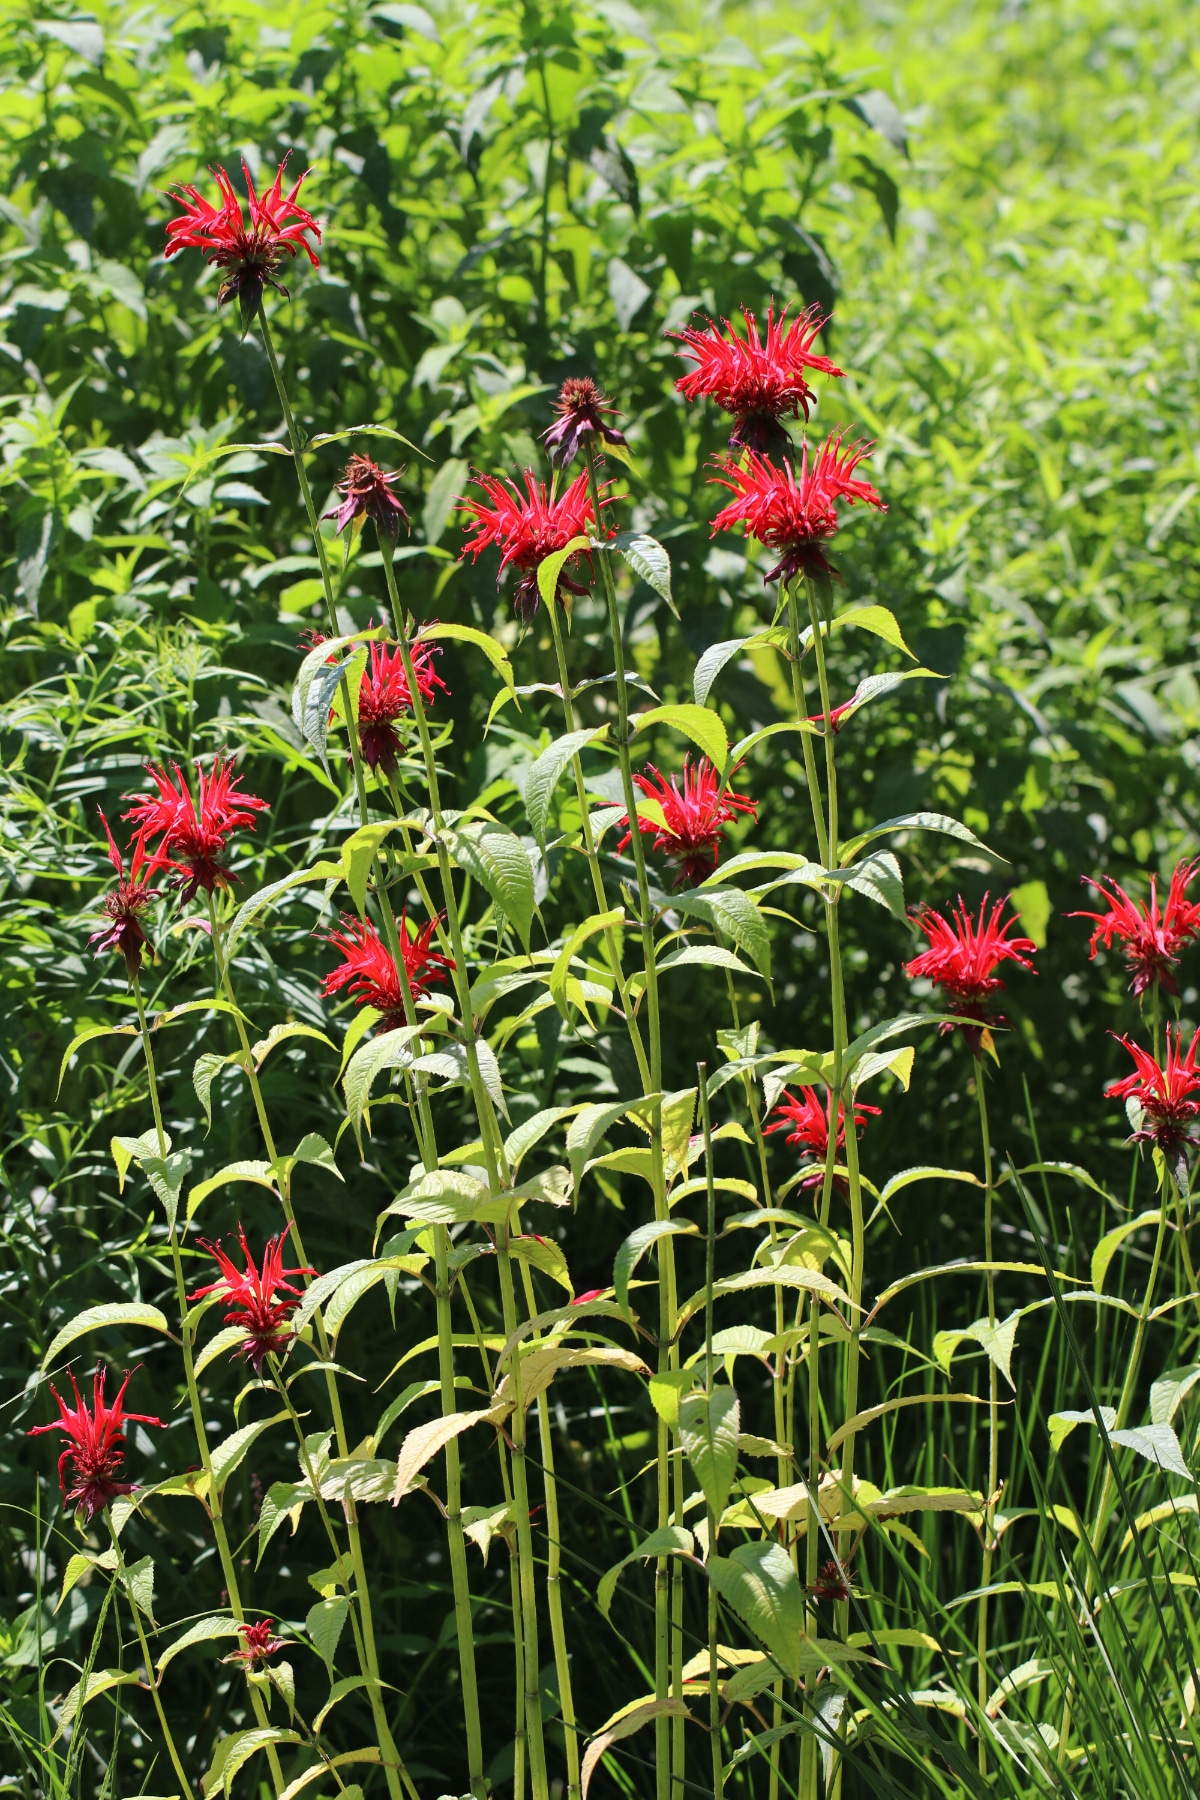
[679,1388,740,1522]
[838,807,995,866]
[42,1302,170,1370]
[392,1406,504,1501]
[419,621,515,692]
[707,1542,805,1681]
[610,530,677,617]
[524,725,609,847]
[582,1698,693,1800]
[444,818,534,948]
[633,702,728,770]
[615,1219,699,1317]
[673,885,772,979]
[537,534,591,611]
[597,1526,694,1621]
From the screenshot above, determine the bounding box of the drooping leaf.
[679,1388,740,1521]
[597,1526,694,1621]
[42,1302,171,1370]
[707,1542,805,1681]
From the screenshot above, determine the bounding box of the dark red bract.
[124,759,268,904]
[190,1223,316,1374]
[89,810,165,980]
[808,1557,852,1605]
[28,1367,163,1522]
[228,1618,287,1665]
[356,640,448,775]
[164,155,321,323]
[322,912,454,1030]
[764,1086,879,1195]
[325,454,410,543]
[1106,1028,1200,1172]
[617,757,757,887]
[459,469,610,624]
[709,436,885,584]
[542,377,628,470]
[1072,862,1200,997]
[672,304,844,456]
[905,895,1037,1053]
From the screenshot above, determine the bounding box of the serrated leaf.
[306,1596,349,1674]
[392,1407,503,1500]
[193,1325,252,1381]
[203,1727,302,1798]
[1150,1365,1200,1428]
[597,1526,694,1621]
[419,621,515,691]
[524,726,608,846]
[633,703,728,770]
[613,531,676,617]
[209,1413,288,1495]
[836,850,905,918]
[342,1024,426,1139]
[582,1698,692,1800]
[56,1669,140,1737]
[42,1302,170,1370]
[157,1614,242,1674]
[186,1159,276,1221]
[673,886,772,979]
[707,1542,805,1681]
[679,1388,740,1522]
[839,808,993,865]
[387,1168,509,1226]
[225,860,343,961]
[827,603,916,659]
[614,1219,698,1318]
[445,819,534,948]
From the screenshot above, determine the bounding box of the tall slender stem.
[974,1069,998,1778]
[131,973,285,1796]
[582,439,677,1800]
[105,1510,192,1798]
[699,1069,724,1800]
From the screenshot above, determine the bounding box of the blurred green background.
[2,0,1198,1790]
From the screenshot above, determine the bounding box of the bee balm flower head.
[322,911,454,1030]
[164,154,321,327]
[123,758,268,905]
[459,469,611,625]
[28,1366,163,1522]
[904,894,1037,1054]
[764,1086,879,1196]
[1106,1028,1200,1179]
[617,757,756,888]
[355,640,447,775]
[1072,862,1200,997]
[542,377,628,470]
[324,455,410,544]
[190,1222,317,1374]
[89,810,166,980]
[710,435,885,586]
[672,304,844,457]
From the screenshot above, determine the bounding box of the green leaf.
[827,603,916,659]
[193,1325,253,1381]
[203,1728,302,1798]
[654,945,753,978]
[308,422,422,454]
[551,909,625,1017]
[505,1104,580,1173]
[834,850,905,918]
[342,1025,426,1140]
[707,1542,805,1681]
[306,1596,350,1675]
[1092,1209,1162,1294]
[932,1312,1021,1387]
[42,1301,170,1370]
[679,1388,740,1521]
[56,1669,140,1737]
[567,1094,661,1194]
[194,1051,239,1132]
[612,531,676,617]
[839,809,994,865]
[581,1698,693,1800]
[157,1614,242,1674]
[1150,1365,1200,1428]
[57,1022,136,1092]
[614,1220,698,1318]
[445,819,534,948]
[186,1159,276,1222]
[388,1168,510,1226]
[224,859,343,960]
[209,1413,288,1495]
[524,726,608,847]
[597,1526,694,1622]
[633,703,728,770]
[537,534,591,611]
[673,887,772,979]
[419,621,515,692]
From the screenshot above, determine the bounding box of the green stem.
[582,438,676,1800]
[699,1070,723,1800]
[975,1069,998,1779]
[131,973,286,1797]
[380,546,547,1800]
[105,1510,192,1798]
[258,306,370,824]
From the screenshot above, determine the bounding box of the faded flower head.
[124,758,268,904]
[190,1222,316,1374]
[1072,862,1200,998]
[325,455,410,543]
[764,1086,879,1196]
[89,810,166,981]
[905,894,1037,1054]
[808,1557,853,1606]
[1106,1027,1200,1179]
[709,435,885,585]
[227,1618,288,1665]
[28,1366,163,1522]
[322,911,454,1030]
[672,304,844,456]
[542,377,628,470]
[164,154,321,326]
[617,757,757,888]
[459,469,611,625]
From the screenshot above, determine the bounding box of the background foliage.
[3,0,1200,1793]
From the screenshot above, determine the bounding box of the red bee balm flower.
[672,304,844,456]
[808,1557,853,1605]
[617,758,757,888]
[905,895,1037,1052]
[542,377,628,470]
[124,759,268,904]
[190,1223,316,1374]
[227,1619,288,1665]
[164,154,321,325]
[1106,1029,1200,1173]
[324,455,410,543]
[89,810,165,980]
[1072,863,1200,997]
[322,912,454,1029]
[765,1086,879,1195]
[355,640,447,775]
[28,1367,163,1522]
[459,469,611,625]
[711,436,885,585]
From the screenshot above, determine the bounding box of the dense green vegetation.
[4,0,1200,1795]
